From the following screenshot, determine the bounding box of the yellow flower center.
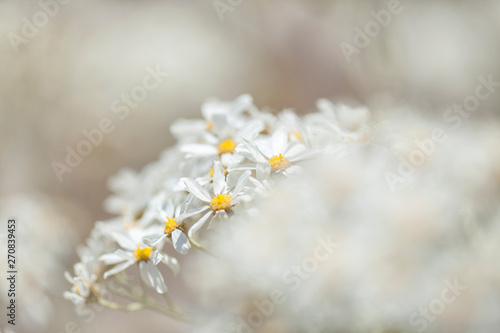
[133,246,153,261]
[164,217,178,235]
[217,139,237,155]
[270,154,291,172]
[210,194,232,212]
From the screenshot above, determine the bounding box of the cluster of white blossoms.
[64,95,500,332]
[63,95,371,314]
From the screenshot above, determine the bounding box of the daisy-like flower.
[180,120,263,167]
[146,195,192,255]
[63,258,100,305]
[180,164,252,239]
[192,160,249,192]
[99,227,177,294]
[179,105,264,168]
[170,94,254,143]
[277,110,311,145]
[237,129,317,179]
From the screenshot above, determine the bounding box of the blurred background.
[1,0,500,332]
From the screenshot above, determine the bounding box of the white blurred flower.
[314,99,372,144]
[99,227,175,294]
[63,259,100,305]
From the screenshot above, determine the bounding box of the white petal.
[283,164,303,177]
[180,143,218,157]
[208,211,226,229]
[64,271,75,284]
[220,152,241,167]
[140,261,167,294]
[187,211,212,238]
[180,178,212,202]
[103,260,135,279]
[237,118,264,140]
[226,170,245,188]
[177,205,210,221]
[164,200,175,218]
[170,119,206,139]
[144,234,167,248]
[284,142,308,159]
[254,137,273,159]
[139,261,152,290]
[231,170,251,197]
[271,130,288,156]
[99,252,126,265]
[162,255,180,275]
[111,232,137,251]
[284,144,318,162]
[74,263,89,282]
[74,277,89,296]
[63,292,85,304]
[211,113,229,135]
[212,161,225,195]
[202,132,219,145]
[232,94,253,113]
[248,176,267,192]
[150,250,163,265]
[226,163,256,171]
[241,139,267,163]
[171,229,191,255]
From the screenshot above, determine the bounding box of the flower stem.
[106,282,201,323]
[98,298,143,311]
[162,292,176,311]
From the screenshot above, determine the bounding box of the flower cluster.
[63,95,500,332]
[63,95,371,314]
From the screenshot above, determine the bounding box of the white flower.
[63,258,100,305]
[170,94,254,143]
[180,165,252,239]
[99,227,177,294]
[277,109,311,145]
[145,194,192,255]
[237,129,317,179]
[179,117,263,168]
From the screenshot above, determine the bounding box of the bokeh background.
[1,0,500,332]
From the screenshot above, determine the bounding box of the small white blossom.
[99,227,176,294]
[237,129,317,179]
[180,164,253,238]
